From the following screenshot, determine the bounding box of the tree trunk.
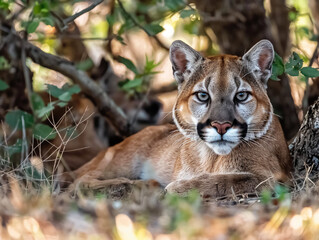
[290,97,319,182]
[192,0,300,140]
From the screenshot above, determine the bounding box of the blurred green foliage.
[118,56,161,95]
[271,52,319,81]
[261,184,291,205]
[164,190,201,231]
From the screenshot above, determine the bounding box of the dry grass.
[1,111,319,240]
[1,173,319,240]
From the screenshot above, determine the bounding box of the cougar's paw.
[165,177,226,199]
[165,180,198,195]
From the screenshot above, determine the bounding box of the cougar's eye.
[196,92,210,102]
[235,92,249,102]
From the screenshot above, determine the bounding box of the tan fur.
[68,40,292,198]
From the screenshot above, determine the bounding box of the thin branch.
[64,0,103,26]
[302,41,319,113]
[21,37,33,114]
[49,10,65,31]
[117,0,151,35]
[117,0,169,51]
[129,87,151,129]
[29,34,118,42]
[50,0,104,31]
[9,3,27,22]
[152,35,169,51]
[308,41,319,67]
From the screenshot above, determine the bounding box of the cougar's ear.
[242,40,274,89]
[169,40,203,86]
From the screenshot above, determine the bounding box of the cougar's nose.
[211,122,232,135]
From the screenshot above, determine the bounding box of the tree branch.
[302,41,319,113]
[1,27,130,137]
[21,38,33,114]
[152,35,169,51]
[54,0,104,31]
[26,44,129,136]
[29,34,118,42]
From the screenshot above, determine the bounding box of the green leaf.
[0,56,10,70]
[0,2,10,10]
[36,102,55,119]
[75,58,94,71]
[285,67,299,76]
[33,123,57,140]
[117,56,138,74]
[144,23,164,36]
[65,84,81,95]
[63,84,81,94]
[46,83,81,101]
[8,139,23,157]
[27,20,40,33]
[115,35,126,45]
[57,101,68,107]
[41,17,55,26]
[179,9,196,18]
[183,19,201,35]
[164,0,186,11]
[270,53,284,81]
[261,189,272,204]
[285,52,303,77]
[33,1,50,17]
[118,20,134,35]
[274,184,289,202]
[144,56,161,74]
[58,92,72,102]
[33,2,41,15]
[0,79,9,91]
[5,110,34,129]
[106,14,116,27]
[300,67,319,78]
[31,93,45,112]
[46,84,64,98]
[288,11,298,22]
[121,78,143,91]
[41,8,49,14]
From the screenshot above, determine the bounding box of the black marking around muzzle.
[197,119,211,140]
[197,118,247,139]
[233,119,248,138]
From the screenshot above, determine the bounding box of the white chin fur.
[206,142,236,155]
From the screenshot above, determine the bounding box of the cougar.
[66,39,292,198]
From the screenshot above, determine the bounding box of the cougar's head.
[169,40,274,155]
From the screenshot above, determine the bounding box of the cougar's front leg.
[64,141,144,189]
[165,173,270,198]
